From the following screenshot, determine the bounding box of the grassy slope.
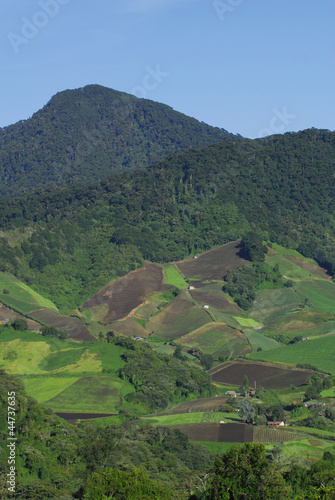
[249,333,335,374]
[163,265,188,288]
[0,271,58,313]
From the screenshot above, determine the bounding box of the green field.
[265,254,312,279]
[23,375,80,403]
[249,333,335,374]
[270,243,315,262]
[163,265,188,288]
[246,330,281,351]
[45,376,125,412]
[295,280,335,314]
[233,316,259,327]
[0,271,58,313]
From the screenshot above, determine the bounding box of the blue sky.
[1,0,334,138]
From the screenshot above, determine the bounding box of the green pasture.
[0,328,125,375]
[233,316,259,327]
[23,375,80,403]
[295,280,335,314]
[281,438,335,461]
[0,271,58,313]
[321,387,335,398]
[270,243,315,263]
[249,333,335,374]
[44,376,125,413]
[163,265,188,289]
[266,254,311,279]
[143,411,233,426]
[197,442,241,453]
[144,412,205,426]
[246,330,281,351]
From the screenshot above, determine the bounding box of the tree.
[199,354,214,370]
[10,318,28,331]
[240,374,250,396]
[202,443,291,499]
[83,468,172,500]
[240,232,268,262]
[238,400,255,423]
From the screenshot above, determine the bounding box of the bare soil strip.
[176,241,248,280]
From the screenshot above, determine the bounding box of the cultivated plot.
[211,361,312,389]
[176,241,248,281]
[82,262,167,321]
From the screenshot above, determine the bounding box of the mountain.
[0,84,239,197]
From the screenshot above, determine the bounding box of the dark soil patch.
[176,241,248,280]
[56,412,116,424]
[109,317,147,337]
[211,362,312,389]
[189,290,243,313]
[29,309,94,341]
[0,302,41,331]
[309,439,322,446]
[169,423,253,442]
[82,262,167,322]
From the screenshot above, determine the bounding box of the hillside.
[0,127,334,311]
[0,84,238,197]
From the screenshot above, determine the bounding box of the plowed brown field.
[30,309,94,341]
[169,423,253,442]
[211,361,312,389]
[176,241,248,280]
[82,262,167,322]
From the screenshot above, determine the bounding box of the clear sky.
[1,0,334,138]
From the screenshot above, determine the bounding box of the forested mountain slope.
[0,84,238,197]
[0,128,334,311]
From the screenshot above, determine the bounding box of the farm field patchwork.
[146,292,211,338]
[0,302,41,331]
[0,329,129,412]
[249,333,335,374]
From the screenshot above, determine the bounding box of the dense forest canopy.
[0,84,238,198]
